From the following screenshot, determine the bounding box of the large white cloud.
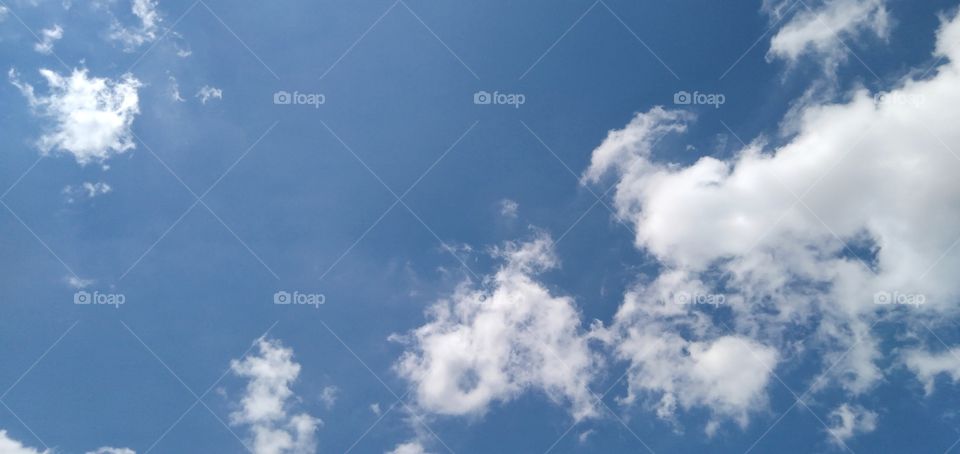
[394,232,600,421]
[9,68,141,165]
[230,337,322,454]
[0,430,47,454]
[583,7,960,435]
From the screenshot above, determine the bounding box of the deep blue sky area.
[2,1,960,453]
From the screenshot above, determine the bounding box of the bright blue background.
[2,0,959,452]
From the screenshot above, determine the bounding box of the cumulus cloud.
[0,430,47,454]
[394,232,599,421]
[230,337,321,454]
[583,7,960,436]
[602,278,779,433]
[9,68,141,165]
[196,85,223,104]
[110,0,161,50]
[825,404,877,445]
[766,0,890,74]
[34,24,63,55]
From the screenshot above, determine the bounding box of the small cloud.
[110,0,161,51]
[499,198,519,219]
[85,448,136,454]
[319,385,338,409]
[175,47,192,58]
[65,275,94,289]
[34,24,63,55]
[577,429,595,444]
[196,85,222,104]
[826,404,877,445]
[370,403,381,416]
[63,181,112,203]
[168,76,184,102]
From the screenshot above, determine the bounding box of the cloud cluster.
[9,68,142,165]
[580,6,960,433]
[394,232,599,421]
[230,337,322,454]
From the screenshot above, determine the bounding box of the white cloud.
[110,0,161,50]
[0,6,9,22]
[319,385,338,409]
[394,232,599,421]
[196,85,223,104]
[766,0,890,74]
[370,402,382,416]
[9,68,141,165]
[63,181,112,203]
[65,275,94,289]
[168,75,184,102]
[231,337,322,454]
[903,348,960,395]
[0,431,133,454]
[0,430,47,454]
[602,280,779,433]
[583,7,960,436]
[498,199,519,219]
[825,404,877,445]
[34,24,63,55]
[85,448,136,454]
[386,441,429,454]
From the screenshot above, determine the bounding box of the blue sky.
[3,0,960,453]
